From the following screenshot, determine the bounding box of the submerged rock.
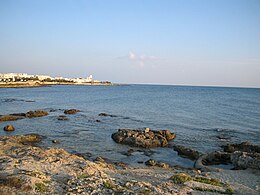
[25,110,48,118]
[111,128,176,148]
[57,115,69,121]
[98,113,116,117]
[0,115,23,122]
[52,139,60,144]
[0,110,48,122]
[172,144,201,160]
[3,125,15,131]
[64,109,80,114]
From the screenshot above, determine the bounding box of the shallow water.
[0,85,259,167]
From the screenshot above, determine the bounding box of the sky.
[0,0,260,87]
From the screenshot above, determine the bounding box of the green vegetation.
[103,180,115,189]
[139,188,151,194]
[225,187,235,194]
[170,173,234,194]
[170,173,192,184]
[35,182,48,192]
[194,187,234,194]
[77,173,89,179]
[193,177,223,186]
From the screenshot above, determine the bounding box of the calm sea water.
[0,85,259,167]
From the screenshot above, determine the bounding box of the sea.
[0,85,259,167]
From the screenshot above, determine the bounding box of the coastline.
[0,134,259,194]
[0,81,114,88]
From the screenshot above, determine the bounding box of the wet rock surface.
[172,144,201,160]
[98,112,117,117]
[231,151,260,170]
[0,110,48,122]
[64,109,80,114]
[195,142,260,171]
[0,115,22,122]
[195,151,231,172]
[223,141,260,153]
[145,159,171,168]
[57,115,69,121]
[111,128,176,148]
[3,125,15,131]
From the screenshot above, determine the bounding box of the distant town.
[0,73,112,88]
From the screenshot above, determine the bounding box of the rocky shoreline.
[0,134,259,194]
[0,110,259,194]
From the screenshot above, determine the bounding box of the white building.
[37,75,53,81]
[72,75,95,83]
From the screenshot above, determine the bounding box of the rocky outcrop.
[195,142,260,171]
[0,115,22,122]
[223,141,260,153]
[64,109,80,114]
[3,125,15,131]
[1,134,258,194]
[222,142,260,170]
[231,151,260,170]
[0,134,192,194]
[0,110,48,122]
[25,110,48,118]
[111,128,176,148]
[172,144,201,160]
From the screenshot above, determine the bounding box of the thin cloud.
[127,51,158,67]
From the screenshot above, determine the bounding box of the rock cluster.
[0,134,191,195]
[145,159,170,168]
[111,128,176,148]
[0,110,48,122]
[195,142,260,171]
[25,110,48,118]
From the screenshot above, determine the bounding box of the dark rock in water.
[231,151,260,170]
[194,151,231,172]
[145,159,157,166]
[52,139,60,144]
[3,125,15,131]
[0,115,23,122]
[145,159,170,168]
[172,144,201,160]
[223,142,260,153]
[111,128,176,148]
[25,110,48,118]
[96,119,101,122]
[64,109,80,114]
[98,113,116,117]
[10,113,27,117]
[25,100,35,102]
[57,115,69,121]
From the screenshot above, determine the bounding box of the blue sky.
[0,0,259,87]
